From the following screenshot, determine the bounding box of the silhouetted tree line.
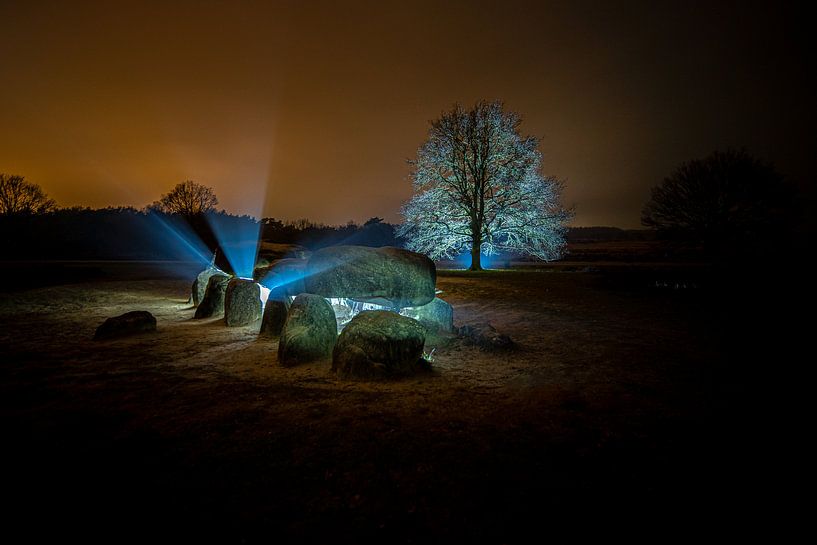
[1,207,202,261]
[261,216,401,250]
[0,207,401,261]
[642,149,797,261]
[2,148,804,265]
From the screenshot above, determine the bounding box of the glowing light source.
[258,265,306,293]
[259,285,271,308]
[324,297,391,330]
[451,250,509,270]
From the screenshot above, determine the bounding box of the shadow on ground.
[0,261,794,542]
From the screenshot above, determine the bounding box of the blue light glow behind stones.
[256,250,364,295]
[258,266,304,291]
[453,250,509,270]
[205,212,261,279]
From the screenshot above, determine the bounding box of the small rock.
[458,322,513,350]
[94,311,156,340]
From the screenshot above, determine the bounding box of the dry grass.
[0,264,748,542]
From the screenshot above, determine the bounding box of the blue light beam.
[206,212,261,279]
[145,211,212,266]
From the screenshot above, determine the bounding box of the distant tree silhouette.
[289,218,322,230]
[642,149,792,257]
[261,217,285,229]
[0,173,56,215]
[152,180,218,216]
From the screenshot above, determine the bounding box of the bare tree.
[0,173,57,215]
[153,180,218,216]
[642,149,792,255]
[398,101,571,270]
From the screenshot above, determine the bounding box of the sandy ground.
[0,264,765,542]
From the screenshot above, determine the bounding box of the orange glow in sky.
[1,1,811,227]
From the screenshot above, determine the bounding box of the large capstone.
[224,278,262,327]
[332,310,428,379]
[400,297,454,333]
[94,311,157,340]
[304,246,436,308]
[255,258,307,297]
[260,288,290,338]
[194,274,230,319]
[278,293,337,366]
[191,266,221,306]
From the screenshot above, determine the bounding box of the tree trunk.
[469,230,482,271]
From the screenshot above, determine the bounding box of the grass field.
[0,260,784,542]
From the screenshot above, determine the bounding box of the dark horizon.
[1,1,813,228]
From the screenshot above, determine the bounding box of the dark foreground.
[0,261,793,543]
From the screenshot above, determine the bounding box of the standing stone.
[332,310,428,379]
[304,246,436,308]
[224,278,262,327]
[400,297,454,333]
[260,288,291,338]
[192,266,220,306]
[278,294,337,366]
[194,274,230,319]
[94,311,157,340]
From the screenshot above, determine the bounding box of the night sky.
[1,0,812,227]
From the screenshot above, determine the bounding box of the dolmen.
[191,245,455,379]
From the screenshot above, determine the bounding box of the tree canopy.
[153,180,218,216]
[398,101,570,270]
[642,149,792,256]
[0,173,57,215]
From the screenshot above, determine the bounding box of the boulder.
[332,310,428,379]
[194,274,230,319]
[255,258,307,297]
[278,294,337,366]
[260,288,291,338]
[224,278,262,327]
[191,266,221,306]
[401,297,454,333]
[94,311,156,340]
[458,323,513,350]
[304,246,435,308]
